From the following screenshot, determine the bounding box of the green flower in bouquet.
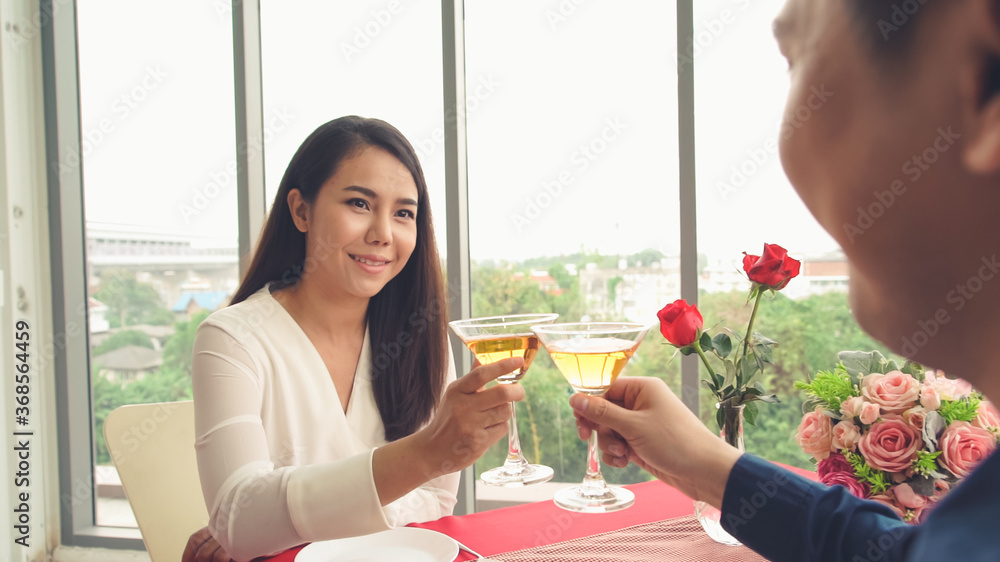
[795,350,1000,523]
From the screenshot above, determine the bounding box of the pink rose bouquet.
[794,351,999,523]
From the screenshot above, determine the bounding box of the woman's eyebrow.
[343,185,377,198]
[344,185,417,206]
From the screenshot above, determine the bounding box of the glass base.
[553,484,634,513]
[694,500,742,546]
[480,463,554,487]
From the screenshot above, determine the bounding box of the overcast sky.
[77,0,839,263]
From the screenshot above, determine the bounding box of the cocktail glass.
[449,313,559,486]
[531,322,650,512]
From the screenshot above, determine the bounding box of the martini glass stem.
[502,391,529,473]
[580,428,607,496]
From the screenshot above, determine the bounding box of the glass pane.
[77,1,237,527]
[692,0,892,468]
[465,0,680,508]
[261,0,446,251]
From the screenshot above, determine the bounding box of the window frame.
[43,0,699,550]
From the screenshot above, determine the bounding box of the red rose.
[742,243,801,290]
[817,452,854,480]
[656,299,703,347]
[821,471,870,499]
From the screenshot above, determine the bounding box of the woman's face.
[775,0,1000,374]
[289,145,419,302]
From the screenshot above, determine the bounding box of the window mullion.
[232,0,267,276]
[442,0,473,515]
[677,0,700,415]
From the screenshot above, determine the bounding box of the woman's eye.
[396,209,415,219]
[347,198,369,210]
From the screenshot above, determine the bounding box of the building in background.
[91,345,163,385]
[172,291,231,321]
[86,222,239,310]
[579,257,681,322]
[578,252,848,322]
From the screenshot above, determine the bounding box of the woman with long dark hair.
[184,116,521,561]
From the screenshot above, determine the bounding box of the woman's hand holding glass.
[415,357,526,477]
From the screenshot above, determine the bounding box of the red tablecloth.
[263,466,816,562]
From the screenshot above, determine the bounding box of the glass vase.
[694,403,744,546]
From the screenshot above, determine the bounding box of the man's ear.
[287,189,310,233]
[963,0,1000,174]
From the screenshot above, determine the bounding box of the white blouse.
[191,285,459,561]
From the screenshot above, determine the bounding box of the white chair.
[104,400,208,561]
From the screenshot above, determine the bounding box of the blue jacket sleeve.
[720,454,916,562]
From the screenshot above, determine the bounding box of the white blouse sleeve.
[382,346,460,527]
[192,324,460,561]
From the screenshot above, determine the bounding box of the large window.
[464,0,680,503]
[37,0,890,553]
[75,0,237,529]
[260,0,447,245]
[691,0,893,467]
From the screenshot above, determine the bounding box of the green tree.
[92,366,193,465]
[162,310,210,376]
[695,289,899,469]
[93,269,171,328]
[92,310,206,465]
[627,248,664,267]
[91,329,153,356]
[471,265,551,316]
[545,264,583,322]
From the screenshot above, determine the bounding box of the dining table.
[262,465,816,561]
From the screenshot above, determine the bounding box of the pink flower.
[841,396,865,420]
[920,386,941,411]
[858,419,923,473]
[869,494,906,519]
[903,406,929,431]
[796,407,834,461]
[973,401,1000,431]
[860,401,882,425]
[906,506,927,524]
[821,471,870,499]
[832,420,862,452]
[817,452,853,479]
[930,480,951,502]
[939,421,997,478]
[892,483,928,510]
[862,371,920,415]
[923,370,973,401]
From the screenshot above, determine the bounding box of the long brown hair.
[231,116,448,442]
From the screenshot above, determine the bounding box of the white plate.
[295,527,459,562]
